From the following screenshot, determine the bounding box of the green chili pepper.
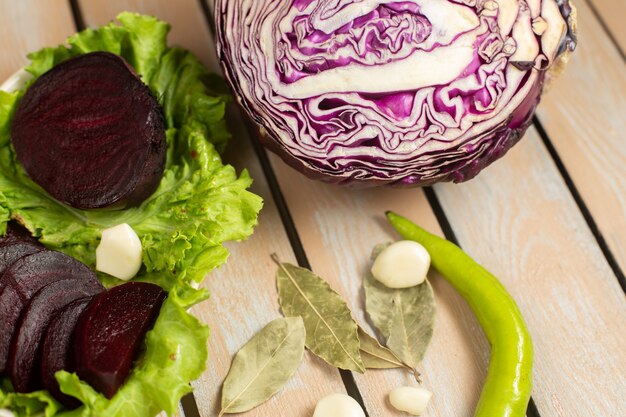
[386,211,533,417]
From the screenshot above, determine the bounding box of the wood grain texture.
[0,3,174,417]
[0,0,75,80]
[192,134,347,417]
[0,2,169,416]
[75,1,348,416]
[207,0,626,415]
[269,156,487,417]
[433,127,626,417]
[79,0,216,70]
[588,0,626,53]
[537,0,626,273]
[207,5,484,415]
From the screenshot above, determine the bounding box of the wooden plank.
[537,0,626,273]
[79,0,216,70]
[588,0,626,53]
[76,1,348,416]
[205,1,482,414]
[433,127,626,417]
[0,0,75,80]
[269,156,488,417]
[191,132,347,417]
[0,3,172,417]
[206,1,623,416]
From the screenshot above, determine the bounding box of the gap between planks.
[67,1,199,417]
[536,0,626,280]
[197,0,370,413]
[74,0,626,416]
[3,0,620,416]
[532,117,626,293]
[584,0,626,58]
[75,1,351,416]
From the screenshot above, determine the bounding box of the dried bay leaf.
[219,317,306,416]
[363,271,395,339]
[364,247,436,369]
[358,327,421,382]
[385,280,435,368]
[358,327,403,369]
[274,256,365,373]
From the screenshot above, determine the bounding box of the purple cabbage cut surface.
[216,0,577,186]
[11,51,167,208]
[0,251,100,373]
[40,298,91,407]
[9,279,103,393]
[73,282,166,399]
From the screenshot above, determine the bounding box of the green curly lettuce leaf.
[0,12,262,417]
[1,295,210,417]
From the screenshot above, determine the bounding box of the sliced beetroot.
[0,242,44,284]
[0,251,100,373]
[9,279,103,393]
[73,282,166,398]
[0,222,45,282]
[11,51,167,209]
[0,221,42,247]
[41,298,91,407]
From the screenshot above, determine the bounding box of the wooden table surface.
[1,1,624,416]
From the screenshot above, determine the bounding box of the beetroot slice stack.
[9,278,104,393]
[0,226,167,405]
[0,251,100,373]
[11,51,166,209]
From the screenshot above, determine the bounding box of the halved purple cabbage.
[216,0,576,186]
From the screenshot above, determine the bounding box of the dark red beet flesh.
[0,221,45,283]
[11,51,167,209]
[9,279,103,393]
[40,298,91,407]
[0,251,100,373]
[0,243,45,283]
[0,221,42,247]
[73,282,166,398]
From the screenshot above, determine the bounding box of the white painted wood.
[79,0,217,71]
[269,158,487,417]
[433,127,626,417]
[537,0,626,274]
[0,0,75,80]
[77,1,349,416]
[190,149,348,416]
[588,0,626,52]
[7,1,623,416]
[0,3,173,417]
[205,1,626,416]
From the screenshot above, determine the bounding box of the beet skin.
[0,251,100,373]
[11,51,167,209]
[73,282,166,398]
[9,279,103,393]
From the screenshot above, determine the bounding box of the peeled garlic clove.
[96,223,143,281]
[313,393,365,417]
[371,241,431,288]
[389,386,432,416]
